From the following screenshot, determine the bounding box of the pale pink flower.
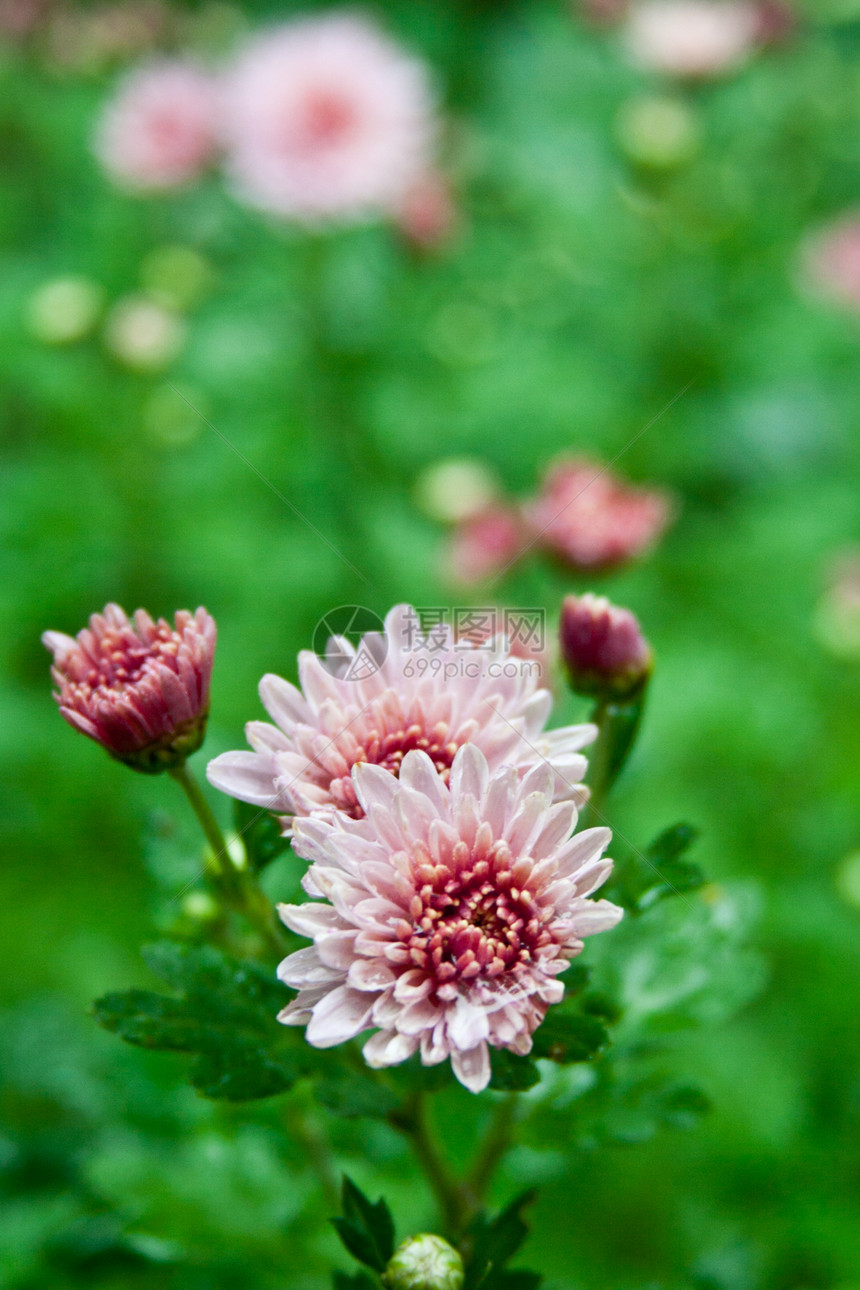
[455,610,554,692]
[220,14,437,223]
[802,215,860,312]
[277,744,622,1092]
[43,604,216,772]
[524,457,672,572]
[560,593,652,699]
[445,505,525,587]
[95,60,218,191]
[207,604,595,825]
[624,1,759,79]
[220,13,438,221]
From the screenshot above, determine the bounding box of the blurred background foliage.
[3,0,860,1287]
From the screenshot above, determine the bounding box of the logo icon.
[312,605,387,681]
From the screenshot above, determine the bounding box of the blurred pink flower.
[445,505,525,587]
[525,457,672,572]
[207,603,595,826]
[95,60,218,191]
[624,1,759,78]
[277,744,622,1092]
[43,604,216,772]
[802,215,860,312]
[395,170,457,249]
[220,13,437,223]
[578,0,631,26]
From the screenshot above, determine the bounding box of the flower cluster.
[208,603,622,1090]
[94,11,445,232]
[444,456,673,587]
[45,597,623,1092]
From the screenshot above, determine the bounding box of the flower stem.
[465,1095,517,1208]
[170,762,286,960]
[583,693,646,824]
[390,1093,466,1238]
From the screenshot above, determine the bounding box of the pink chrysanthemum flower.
[43,604,216,772]
[276,744,622,1092]
[624,1,759,79]
[95,60,218,191]
[219,13,437,223]
[524,457,673,572]
[207,604,594,825]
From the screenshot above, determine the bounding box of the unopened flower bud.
[383,1235,465,1290]
[43,603,216,773]
[560,593,652,700]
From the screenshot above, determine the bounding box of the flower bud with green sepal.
[383,1235,464,1290]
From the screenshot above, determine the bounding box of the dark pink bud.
[560,593,652,699]
[43,603,216,773]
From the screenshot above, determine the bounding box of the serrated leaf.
[93,942,312,1101]
[332,1177,394,1273]
[488,1050,541,1091]
[234,799,291,871]
[531,1012,609,1064]
[609,823,703,915]
[465,1191,536,1290]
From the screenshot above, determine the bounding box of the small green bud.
[383,1235,464,1290]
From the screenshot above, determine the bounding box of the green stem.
[583,693,646,825]
[170,762,286,960]
[465,1095,517,1209]
[390,1093,466,1238]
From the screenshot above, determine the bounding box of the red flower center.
[328,721,461,819]
[396,841,550,998]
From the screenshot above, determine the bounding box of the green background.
[3,1,860,1286]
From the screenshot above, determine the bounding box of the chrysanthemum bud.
[560,593,652,700]
[383,1235,465,1290]
[43,604,216,773]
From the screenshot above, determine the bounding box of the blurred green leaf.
[233,798,291,871]
[92,942,311,1101]
[608,823,704,915]
[465,1191,539,1290]
[332,1176,395,1273]
[488,1050,541,1092]
[531,1011,610,1065]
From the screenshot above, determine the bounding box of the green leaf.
[609,823,703,915]
[659,1083,712,1130]
[332,1177,395,1273]
[531,1012,609,1065]
[332,1272,379,1290]
[488,1050,541,1092]
[465,1191,537,1290]
[233,798,291,871]
[92,942,314,1101]
[489,1273,542,1290]
[316,1074,400,1120]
